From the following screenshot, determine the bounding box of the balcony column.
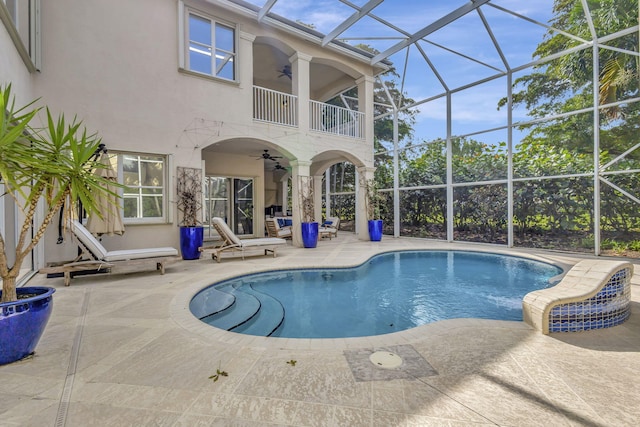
[290,159,312,248]
[356,75,375,148]
[356,166,376,241]
[239,31,256,113]
[289,52,312,133]
[280,175,289,215]
[313,174,323,225]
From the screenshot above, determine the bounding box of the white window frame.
[179,2,238,82]
[0,0,40,71]
[112,152,170,225]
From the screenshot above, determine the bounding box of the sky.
[239,0,602,147]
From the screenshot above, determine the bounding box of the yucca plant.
[0,84,113,302]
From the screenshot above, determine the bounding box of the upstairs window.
[186,11,236,81]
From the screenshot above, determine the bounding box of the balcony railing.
[309,100,364,139]
[253,86,365,139]
[253,86,298,127]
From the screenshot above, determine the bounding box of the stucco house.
[1,0,386,278]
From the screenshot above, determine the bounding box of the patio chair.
[265,217,292,239]
[39,220,179,286]
[320,216,340,239]
[201,217,287,262]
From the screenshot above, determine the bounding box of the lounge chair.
[39,220,179,286]
[320,216,340,239]
[265,217,292,239]
[201,217,287,262]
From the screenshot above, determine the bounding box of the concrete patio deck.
[2,233,639,426]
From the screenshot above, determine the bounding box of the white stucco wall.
[12,0,377,261]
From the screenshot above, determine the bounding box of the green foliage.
[1,84,116,302]
[329,1,640,250]
[208,366,228,382]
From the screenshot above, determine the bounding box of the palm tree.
[0,84,113,302]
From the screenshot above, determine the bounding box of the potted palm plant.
[298,175,318,248]
[0,84,112,365]
[176,166,203,260]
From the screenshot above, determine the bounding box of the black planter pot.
[180,226,204,260]
[0,287,55,365]
[368,219,383,241]
[301,222,319,248]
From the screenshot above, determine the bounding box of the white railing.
[253,86,298,127]
[309,100,364,139]
[253,86,365,139]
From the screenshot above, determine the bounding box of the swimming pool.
[190,251,563,339]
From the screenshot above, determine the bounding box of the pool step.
[190,284,235,319]
[231,284,285,336]
[200,284,261,331]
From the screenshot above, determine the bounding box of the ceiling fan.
[273,162,287,171]
[256,149,282,161]
[277,64,292,79]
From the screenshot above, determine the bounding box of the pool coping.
[170,246,572,351]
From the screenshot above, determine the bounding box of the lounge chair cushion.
[213,218,285,247]
[275,227,292,238]
[265,218,292,239]
[238,237,286,248]
[212,218,243,246]
[71,220,178,261]
[277,218,293,227]
[71,220,109,259]
[103,247,179,262]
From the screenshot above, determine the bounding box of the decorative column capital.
[289,52,313,63]
[239,31,256,42]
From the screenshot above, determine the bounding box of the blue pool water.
[190,251,563,339]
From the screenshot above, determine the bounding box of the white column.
[280,176,289,214]
[325,169,331,216]
[239,31,256,114]
[313,175,323,224]
[289,52,312,133]
[356,75,375,146]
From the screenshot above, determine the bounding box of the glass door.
[233,178,253,235]
[204,176,254,238]
[204,177,228,239]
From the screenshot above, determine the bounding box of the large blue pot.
[180,226,204,260]
[368,219,383,241]
[301,222,319,248]
[0,287,55,365]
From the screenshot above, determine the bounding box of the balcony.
[253,86,364,139]
[253,86,298,127]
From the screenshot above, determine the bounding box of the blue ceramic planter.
[301,222,319,248]
[0,287,55,365]
[368,219,383,241]
[180,226,204,260]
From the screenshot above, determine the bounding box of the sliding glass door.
[204,176,254,238]
[233,178,253,235]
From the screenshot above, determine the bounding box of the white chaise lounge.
[201,217,287,262]
[39,220,179,286]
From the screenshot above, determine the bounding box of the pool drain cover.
[369,351,403,369]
